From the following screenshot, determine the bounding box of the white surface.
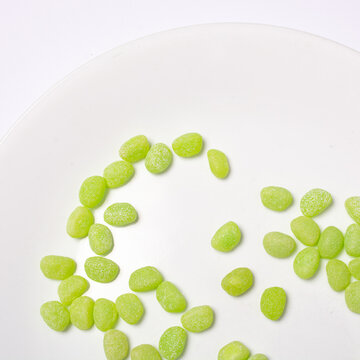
[1,1,360,139]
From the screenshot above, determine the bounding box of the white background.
[0,0,360,140]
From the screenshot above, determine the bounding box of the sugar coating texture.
[260,186,293,212]
[318,226,344,259]
[84,256,119,283]
[344,224,360,257]
[131,344,162,360]
[207,149,229,179]
[293,247,320,280]
[263,232,296,258]
[116,293,144,325]
[94,298,118,331]
[69,296,94,330]
[349,258,360,280]
[345,281,360,314]
[88,224,114,256]
[290,216,320,246]
[260,287,287,321]
[300,188,332,217]
[181,305,214,333]
[104,203,138,227]
[40,301,70,332]
[249,355,268,360]
[145,143,173,174]
[40,255,76,280]
[103,161,134,188]
[58,275,89,306]
[66,206,94,238]
[345,196,360,224]
[326,259,351,292]
[159,326,187,360]
[104,330,129,360]
[129,266,163,292]
[119,135,150,163]
[172,132,203,158]
[156,281,187,313]
[222,268,253,296]
[211,221,242,252]
[218,341,250,360]
[79,176,107,208]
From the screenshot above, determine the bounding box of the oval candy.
[119,135,150,163]
[172,132,203,158]
[131,344,162,360]
[318,226,344,259]
[344,223,360,257]
[156,281,187,313]
[218,341,250,360]
[260,287,287,321]
[79,176,107,208]
[349,258,360,280]
[159,326,187,360]
[40,301,70,332]
[290,216,320,246]
[66,206,94,238]
[40,255,76,280]
[345,281,360,314]
[300,188,332,217]
[69,296,94,330]
[104,203,138,227]
[211,221,242,252]
[103,161,134,188]
[345,196,360,224]
[293,247,320,280]
[181,305,214,333]
[207,149,229,179]
[84,256,119,283]
[129,266,163,292]
[145,143,173,174]
[58,275,89,306]
[260,186,293,212]
[104,329,129,360]
[116,293,144,325]
[263,232,296,258]
[221,268,253,296]
[94,298,118,332]
[326,259,351,292]
[88,223,114,256]
[249,355,268,360]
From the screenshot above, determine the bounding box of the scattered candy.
[293,247,320,280]
[344,223,360,257]
[349,258,360,280]
[103,329,129,360]
[58,275,89,306]
[345,281,360,314]
[69,296,94,330]
[84,256,119,283]
[40,301,70,331]
[129,266,163,292]
[116,293,144,325]
[221,268,253,296]
[260,186,293,212]
[66,206,94,238]
[218,341,250,360]
[263,232,296,258]
[159,326,187,360]
[156,281,187,313]
[181,305,214,333]
[104,203,138,227]
[211,221,242,252]
[318,226,344,259]
[79,176,107,208]
[207,149,229,179]
[40,255,76,280]
[172,132,203,158]
[260,287,287,321]
[119,135,150,163]
[131,344,162,360]
[300,188,332,217]
[94,298,118,332]
[103,161,135,188]
[290,216,320,246]
[145,143,173,174]
[345,196,360,224]
[326,259,351,292]
[88,223,114,256]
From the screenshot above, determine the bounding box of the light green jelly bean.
[69,296,94,330]
[84,256,119,283]
[103,161,135,188]
[318,226,344,259]
[79,176,107,208]
[293,247,320,280]
[159,326,187,360]
[58,275,89,306]
[88,224,114,256]
[249,355,268,360]
[131,344,162,360]
[349,258,360,280]
[221,268,253,296]
[129,266,163,292]
[211,221,242,252]
[104,329,129,360]
[145,143,173,174]
[156,281,187,313]
[260,186,293,212]
[218,341,250,360]
[344,224,360,257]
[290,216,320,246]
[66,206,94,238]
[345,281,360,314]
[300,188,332,217]
[181,305,214,333]
[207,149,229,179]
[116,293,144,325]
[260,287,287,321]
[326,259,351,292]
[104,203,138,227]
[263,232,296,258]
[40,255,76,280]
[172,132,203,158]
[40,301,70,331]
[345,196,360,224]
[119,135,150,163]
[94,298,118,331]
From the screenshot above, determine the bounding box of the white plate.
[1,24,360,360]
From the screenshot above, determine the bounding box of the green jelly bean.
[318,226,344,259]
[156,281,187,313]
[129,266,163,292]
[249,355,268,360]
[260,287,287,321]
[58,275,89,306]
[40,255,76,280]
[40,301,70,332]
[84,256,119,283]
[145,143,173,174]
[104,203,138,227]
[349,258,360,280]
[181,305,214,333]
[88,224,114,256]
[260,186,293,212]
[218,341,250,360]
[69,296,94,330]
[207,149,229,179]
[263,232,296,258]
[66,206,94,238]
[300,188,332,217]
[290,216,320,246]
[211,221,242,252]
[131,344,161,360]
[116,293,144,325]
[221,268,253,296]
[104,329,129,360]
[103,161,135,188]
[293,247,320,280]
[172,132,203,158]
[345,281,360,314]
[326,259,351,292]
[119,135,150,163]
[345,196,360,224]
[344,224,360,257]
[94,298,118,331]
[159,326,187,360]
[79,176,107,208]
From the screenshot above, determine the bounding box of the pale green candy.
[94,298,118,331]
[172,132,203,158]
[131,344,162,360]
[221,268,253,296]
[263,232,296,258]
[345,280,360,314]
[116,293,144,324]
[58,275,89,306]
[159,326,187,360]
[249,355,268,360]
[119,135,150,163]
[300,188,332,217]
[69,296,94,330]
[66,206,94,238]
[290,216,320,246]
[79,176,107,208]
[318,226,344,259]
[84,256,119,283]
[349,258,360,280]
[207,149,229,179]
[145,143,173,174]
[40,255,76,280]
[218,341,250,360]
[88,224,114,255]
[344,224,360,257]
[181,305,214,333]
[345,196,360,224]
[260,287,287,321]
[129,266,163,292]
[104,202,138,227]
[40,301,70,332]
[293,247,320,280]
[326,259,351,292]
[156,281,187,313]
[104,329,129,360]
[260,186,293,211]
[103,161,135,188]
[211,221,242,252]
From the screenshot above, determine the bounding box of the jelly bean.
[345,196,360,224]
[84,256,119,283]
[40,301,70,331]
[103,161,134,188]
[69,296,94,330]
[345,281,360,314]
[104,203,138,227]
[145,143,173,174]
[172,132,203,158]
[66,206,94,238]
[40,255,76,280]
[181,305,214,333]
[249,355,268,360]
[129,266,163,292]
[260,287,287,321]
[207,149,229,179]
[88,224,114,256]
[221,268,253,296]
[326,259,351,292]
[104,329,129,360]
[263,232,296,258]
[300,188,332,217]
[211,221,242,252]
[58,275,89,306]
[156,281,187,313]
[79,176,107,208]
[159,326,187,360]
[290,216,320,246]
[94,298,118,332]
[293,247,320,280]
[119,135,150,163]
[344,224,360,257]
[349,258,360,280]
[131,344,162,360]
[260,186,293,212]
[116,293,144,325]
[318,226,344,259]
[218,341,250,360]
